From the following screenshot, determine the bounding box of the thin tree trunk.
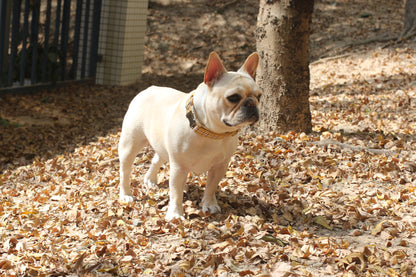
[256,0,314,133]
[400,0,416,40]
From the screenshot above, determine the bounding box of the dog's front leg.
[201,162,228,214]
[165,163,188,221]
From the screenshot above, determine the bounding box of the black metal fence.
[0,0,102,91]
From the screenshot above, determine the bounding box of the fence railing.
[0,0,102,91]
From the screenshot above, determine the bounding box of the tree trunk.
[400,0,416,40]
[256,0,314,133]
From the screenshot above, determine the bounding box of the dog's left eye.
[227,94,242,103]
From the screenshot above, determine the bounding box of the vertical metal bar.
[30,0,41,84]
[8,0,21,86]
[0,0,5,82]
[42,0,52,82]
[81,0,90,79]
[19,0,30,85]
[71,0,83,80]
[60,0,70,81]
[53,0,61,49]
[89,0,101,78]
[0,0,5,76]
[0,0,12,87]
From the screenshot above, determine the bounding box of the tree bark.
[400,0,416,40]
[256,0,314,133]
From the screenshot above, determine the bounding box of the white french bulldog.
[118,52,261,220]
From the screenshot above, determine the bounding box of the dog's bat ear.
[239,52,259,79]
[204,52,227,87]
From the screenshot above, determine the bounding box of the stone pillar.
[96,0,148,85]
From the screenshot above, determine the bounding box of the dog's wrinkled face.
[203,52,262,133]
[220,74,261,128]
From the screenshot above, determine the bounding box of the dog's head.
[202,52,262,133]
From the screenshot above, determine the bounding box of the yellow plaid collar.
[185,92,239,140]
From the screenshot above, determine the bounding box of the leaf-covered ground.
[1,0,416,276]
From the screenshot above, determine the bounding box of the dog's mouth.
[223,120,233,127]
[223,103,260,128]
[223,115,259,128]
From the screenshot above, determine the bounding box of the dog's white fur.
[118,52,261,220]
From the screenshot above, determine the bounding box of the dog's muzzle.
[241,98,259,123]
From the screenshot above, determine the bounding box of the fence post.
[0,0,11,86]
[96,0,148,86]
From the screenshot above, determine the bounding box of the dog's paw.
[119,194,134,203]
[144,179,158,190]
[165,208,185,221]
[144,174,158,190]
[201,199,221,214]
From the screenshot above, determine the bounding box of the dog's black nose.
[242,98,259,123]
[243,98,257,107]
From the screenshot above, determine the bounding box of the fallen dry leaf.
[1,0,416,276]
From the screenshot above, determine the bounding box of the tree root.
[313,32,415,63]
[345,34,398,48]
[312,139,396,156]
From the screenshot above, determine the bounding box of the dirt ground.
[1,0,416,276]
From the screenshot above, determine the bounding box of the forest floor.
[1,0,416,276]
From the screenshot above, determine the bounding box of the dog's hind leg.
[118,132,147,202]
